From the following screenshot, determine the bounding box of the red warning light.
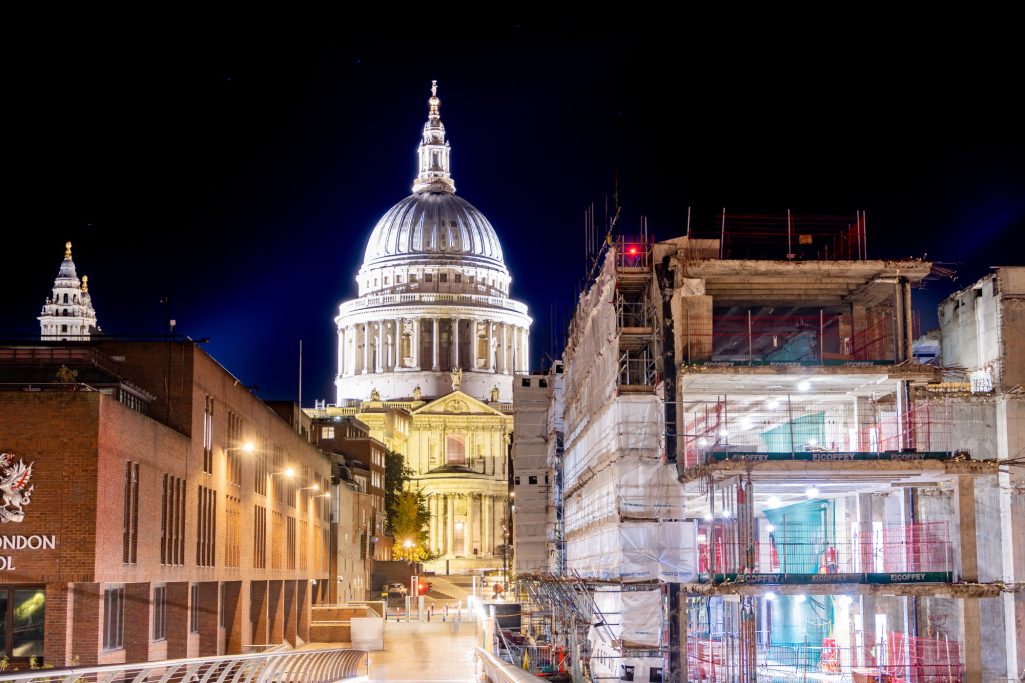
[627,246,639,255]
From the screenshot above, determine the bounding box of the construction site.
[502,213,1024,683]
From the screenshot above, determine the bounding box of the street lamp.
[226,441,255,454]
[301,483,320,492]
[270,467,296,479]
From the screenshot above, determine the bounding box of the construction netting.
[564,255,620,439]
[563,394,664,491]
[590,586,663,648]
[566,520,698,582]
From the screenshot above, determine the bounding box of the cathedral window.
[445,434,466,465]
[63,293,69,303]
[61,325,68,333]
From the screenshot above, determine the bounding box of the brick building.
[0,340,342,666]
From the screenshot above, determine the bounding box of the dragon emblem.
[0,452,34,523]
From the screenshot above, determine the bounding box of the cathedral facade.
[320,83,531,571]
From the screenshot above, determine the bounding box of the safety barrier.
[475,646,546,683]
[0,648,369,683]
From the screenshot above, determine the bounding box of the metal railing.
[0,648,369,683]
[475,646,546,683]
[338,292,529,315]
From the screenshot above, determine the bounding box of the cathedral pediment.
[411,390,506,417]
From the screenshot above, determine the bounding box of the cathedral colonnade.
[336,314,530,378]
[424,492,507,558]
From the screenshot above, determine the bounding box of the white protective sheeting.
[564,394,663,491]
[566,520,698,582]
[591,587,663,647]
[564,457,688,534]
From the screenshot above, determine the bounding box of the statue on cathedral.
[413,385,422,401]
[490,386,500,403]
[451,366,463,391]
[370,388,380,401]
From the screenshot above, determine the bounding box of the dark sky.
[6,24,1023,404]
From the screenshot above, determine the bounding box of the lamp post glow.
[226,441,255,454]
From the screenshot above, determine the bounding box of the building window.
[225,495,241,568]
[254,504,267,569]
[226,411,243,486]
[196,486,217,567]
[528,475,538,485]
[299,519,308,570]
[410,274,417,283]
[61,324,67,333]
[202,396,214,474]
[440,273,448,283]
[0,588,45,658]
[255,442,268,496]
[161,475,186,565]
[123,462,139,564]
[514,476,521,485]
[271,511,284,569]
[322,426,335,439]
[396,275,403,284]
[190,585,200,633]
[287,517,297,570]
[103,586,125,651]
[425,273,433,283]
[153,585,167,641]
[455,274,462,283]
[446,433,466,465]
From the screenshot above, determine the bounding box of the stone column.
[463,495,473,558]
[362,323,370,374]
[413,317,421,370]
[342,328,350,375]
[453,317,460,369]
[395,317,403,368]
[432,317,440,371]
[446,495,455,557]
[376,321,384,372]
[499,323,507,373]
[429,496,438,554]
[487,320,495,371]
[522,327,529,373]
[482,494,491,555]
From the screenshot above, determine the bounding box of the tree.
[383,449,412,533]
[390,489,438,563]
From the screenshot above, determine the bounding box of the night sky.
[7,25,1023,404]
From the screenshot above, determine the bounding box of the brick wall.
[0,341,362,665]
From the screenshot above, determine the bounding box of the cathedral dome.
[335,82,530,405]
[362,192,506,272]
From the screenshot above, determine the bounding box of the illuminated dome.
[335,82,531,404]
[362,193,506,273]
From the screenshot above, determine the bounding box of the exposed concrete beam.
[680,582,1003,598]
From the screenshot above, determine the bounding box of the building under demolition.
[514,215,1023,683]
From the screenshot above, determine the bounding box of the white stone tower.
[39,241,101,340]
[334,83,531,403]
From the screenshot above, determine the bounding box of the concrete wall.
[513,374,550,573]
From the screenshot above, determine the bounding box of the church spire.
[412,80,455,194]
[39,241,100,341]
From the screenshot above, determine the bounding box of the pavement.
[366,620,477,682]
